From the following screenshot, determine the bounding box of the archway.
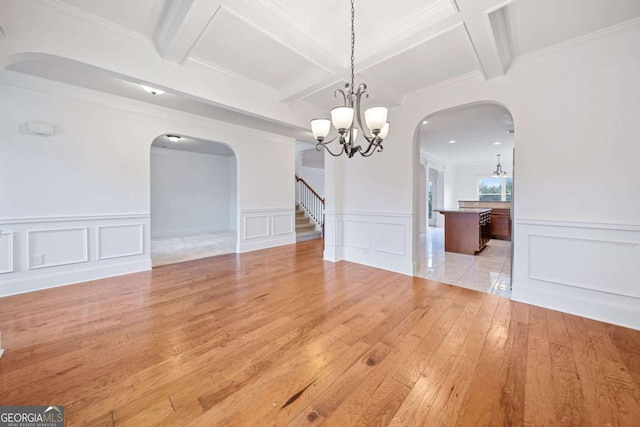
[150,134,238,267]
[413,102,515,296]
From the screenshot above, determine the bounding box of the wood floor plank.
[522,307,556,427]
[0,240,639,426]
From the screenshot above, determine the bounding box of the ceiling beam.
[455,0,515,79]
[154,0,222,64]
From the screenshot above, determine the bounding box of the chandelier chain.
[350,0,355,96]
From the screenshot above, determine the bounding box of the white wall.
[150,148,235,238]
[0,72,295,297]
[326,20,640,329]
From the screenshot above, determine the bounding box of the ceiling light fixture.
[423,120,429,125]
[141,84,165,95]
[166,134,181,142]
[309,0,389,158]
[448,140,456,144]
[492,154,508,177]
[493,142,501,145]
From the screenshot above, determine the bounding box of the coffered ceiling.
[3,0,640,137]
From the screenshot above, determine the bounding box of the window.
[478,176,512,201]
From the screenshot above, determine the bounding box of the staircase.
[295,204,322,242]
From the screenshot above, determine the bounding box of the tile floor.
[416,227,512,297]
[151,230,237,267]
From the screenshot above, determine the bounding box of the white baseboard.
[237,235,296,253]
[512,282,640,330]
[0,259,151,298]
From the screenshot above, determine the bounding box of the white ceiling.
[7,0,640,137]
[420,103,514,166]
[151,134,236,157]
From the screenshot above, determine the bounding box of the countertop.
[435,208,492,214]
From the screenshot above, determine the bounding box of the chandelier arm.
[334,88,348,105]
[317,141,346,157]
[358,137,380,157]
[360,144,383,157]
[354,87,375,139]
[314,136,339,150]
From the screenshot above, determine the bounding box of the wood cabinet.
[490,208,512,241]
[436,209,491,255]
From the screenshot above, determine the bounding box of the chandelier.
[310,0,389,158]
[492,154,508,177]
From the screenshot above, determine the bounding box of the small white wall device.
[26,121,55,136]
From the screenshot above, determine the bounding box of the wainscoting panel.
[512,219,640,330]
[272,213,294,236]
[0,214,151,297]
[528,234,640,298]
[28,227,89,269]
[0,232,15,274]
[345,220,370,250]
[324,211,412,275]
[98,224,145,260]
[375,223,406,256]
[243,216,270,240]
[238,208,295,253]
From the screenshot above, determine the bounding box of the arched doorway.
[414,102,515,297]
[150,134,238,267]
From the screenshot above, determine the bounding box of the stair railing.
[295,175,325,237]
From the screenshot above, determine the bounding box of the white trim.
[237,235,295,253]
[0,213,149,225]
[0,233,15,274]
[0,259,151,298]
[324,210,412,218]
[515,219,640,232]
[512,283,640,331]
[188,57,279,96]
[27,227,89,269]
[403,71,484,101]
[37,0,156,46]
[97,224,145,260]
[527,234,639,299]
[512,16,640,67]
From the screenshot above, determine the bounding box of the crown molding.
[403,70,483,101]
[511,16,640,67]
[37,0,155,47]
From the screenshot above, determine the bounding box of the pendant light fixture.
[492,154,508,177]
[309,0,390,158]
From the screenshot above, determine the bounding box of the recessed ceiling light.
[166,134,181,142]
[493,142,501,145]
[141,84,165,95]
[448,140,456,144]
[422,120,429,125]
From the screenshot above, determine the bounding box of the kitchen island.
[435,208,491,255]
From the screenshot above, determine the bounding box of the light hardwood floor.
[0,240,639,426]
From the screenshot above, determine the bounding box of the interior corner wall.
[0,75,295,297]
[331,20,640,329]
[150,148,233,238]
